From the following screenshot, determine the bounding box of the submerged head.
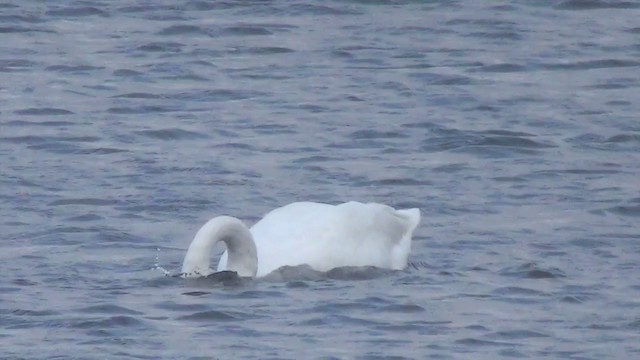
[182,216,258,278]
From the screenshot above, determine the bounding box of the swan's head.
[182,216,258,278]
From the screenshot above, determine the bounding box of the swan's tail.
[397,208,421,234]
[388,207,420,270]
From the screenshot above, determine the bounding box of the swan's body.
[181,201,420,278]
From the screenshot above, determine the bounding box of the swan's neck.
[182,216,257,277]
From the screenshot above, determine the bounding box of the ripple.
[46,6,108,17]
[492,286,547,297]
[72,316,145,329]
[177,310,247,322]
[543,59,640,71]
[349,129,407,139]
[76,305,143,315]
[12,309,58,316]
[473,63,528,73]
[605,204,640,217]
[66,214,104,222]
[488,329,549,340]
[137,42,184,53]
[111,92,161,99]
[14,108,74,116]
[499,262,566,279]
[221,25,273,36]
[380,304,425,313]
[326,266,393,280]
[567,132,640,151]
[409,72,478,86]
[233,46,294,55]
[554,0,640,10]
[157,24,207,36]
[107,105,178,114]
[46,64,104,73]
[135,128,208,141]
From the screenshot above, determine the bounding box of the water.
[1,0,639,358]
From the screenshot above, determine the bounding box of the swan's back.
[218,201,420,277]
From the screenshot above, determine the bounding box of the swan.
[181,201,420,278]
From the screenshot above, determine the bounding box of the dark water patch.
[492,286,547,296]
[422,128,552,154]
[569,237,611,248]
[12,278,38,286]
[135,128,208,141]
[374,321,451,334]
[169,89,265,102]
[542,59,640,71]
[157,24,207,36]
[76,147,128,155]
[627,318,640,330]
[177,310,247,322]
[263,265,324,282]
[481,130,534,137]
[476,135,555,148]
[182,272,250,287]
[409,72,477,86]
[350,129,407,139]
[107,105,178,114]
[489,329,549,340]
[137,42,184,53]
[0,13,43,23]
[312,301,367,313]
[112,92,161,99]
[0,26,53,34]
[212,142,255,150]
[499,262,565,279]
[14,108,73,116]
[46,65,105,73]
[473,63,528,73]
[605,204,640,217]
[231,46,294,55]
[432,163,468,173]
[252,124,297,135]
[154,301,211,312]
[466,31,523,41]
[607,100,631,106]
[454,338,514,347]
[46,6,109,17]
[554,0,640,10]
[12,309,58,316]
[4,119,75,126]
[49,198,118,206]
[380,304,425,313]
[113,69,144,77]
[326,266,393,280]
[72,316,145,329]
[605,133,640,144]
[359,178,432,186]
[288,4,361,16]
[66,214,104,222]
[567,132,640,151]
[77,305,143,315]
[0,59,37,72]
[227,290,285,299]
[221,25,273,36]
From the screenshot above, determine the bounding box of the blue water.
[1,1,640,358]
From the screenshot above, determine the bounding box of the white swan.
[181,201,420,278]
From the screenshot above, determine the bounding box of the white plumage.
[182,201,420,278]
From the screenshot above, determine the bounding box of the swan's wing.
[249,201,421,276]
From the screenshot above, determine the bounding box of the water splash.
[152,247,172,276]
